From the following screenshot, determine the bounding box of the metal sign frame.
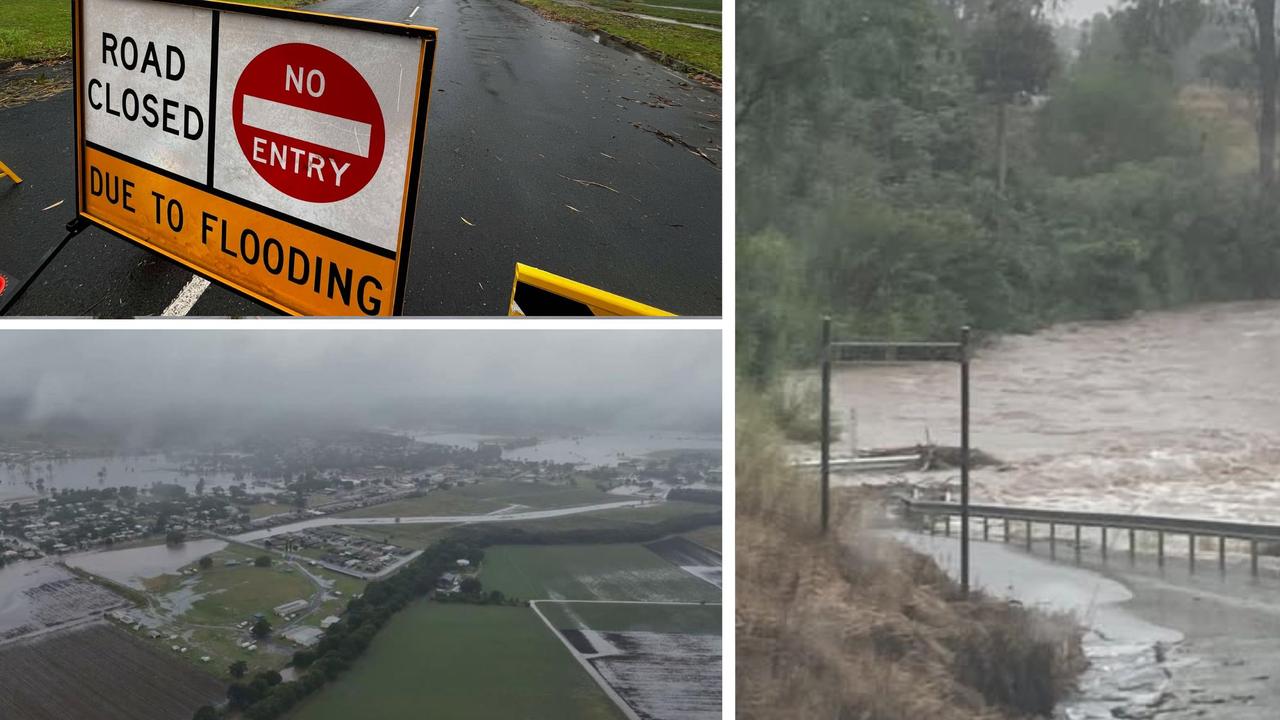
[71,0,438,315]
[819,318,972,596]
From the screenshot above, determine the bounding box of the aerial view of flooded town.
[0,330,722,720]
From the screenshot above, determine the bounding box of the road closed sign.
[73,0,437,315]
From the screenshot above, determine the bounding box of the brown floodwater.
[825,301,1280,522]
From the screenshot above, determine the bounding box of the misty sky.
[0,329,721,440]
[1054,0,1118,23]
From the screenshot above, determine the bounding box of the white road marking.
[241,95,372,157]
[409,5,419,18]
[161,275,211,316]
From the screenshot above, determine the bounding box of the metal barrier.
[902,498,1280,576]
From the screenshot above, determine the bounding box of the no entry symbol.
[231,43,385,203]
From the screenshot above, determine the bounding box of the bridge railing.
[901,498,1280,576]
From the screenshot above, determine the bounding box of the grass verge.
[0,0,309,65]
[584,0,721,27]
[513,0,721,77]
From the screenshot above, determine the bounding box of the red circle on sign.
[232,43,385,203]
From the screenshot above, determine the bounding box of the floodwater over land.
[410,431,722,467]
[830,301,1280,522]
[63,539,228,590]
[901,532,1280,719]
[0,454,247,502]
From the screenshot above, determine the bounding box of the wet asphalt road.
[0,0,722,316]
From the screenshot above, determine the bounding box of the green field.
[182,559,315,626]
[334,481,614,519]
[537,600,720,634]
[289,603,624,720]
[134,548,364,679]
[480,544,718,602]
[247,502,295,519]
[682,524,722,551]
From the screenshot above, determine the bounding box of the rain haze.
[0,329,722,446]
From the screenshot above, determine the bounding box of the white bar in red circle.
[240,94,372,158]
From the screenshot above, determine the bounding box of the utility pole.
[959,326,971,598]
[820,316,831,533]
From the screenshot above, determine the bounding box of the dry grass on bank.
[736,391,1084,719]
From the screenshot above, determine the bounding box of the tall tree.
[965,0,1058,192]
[1256,0,1278,185]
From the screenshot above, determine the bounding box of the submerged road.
[0,0,721,316]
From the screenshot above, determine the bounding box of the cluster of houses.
[0,495,248,556]
[268,527,414,576]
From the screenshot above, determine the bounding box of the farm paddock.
[0,622,224,720]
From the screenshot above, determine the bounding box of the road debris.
[630,123,718,167]
[557,174,619,193]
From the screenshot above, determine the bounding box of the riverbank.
[901,530,1280,719]
[737,395,1084,719]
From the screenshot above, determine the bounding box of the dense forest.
[739,0,1280,386]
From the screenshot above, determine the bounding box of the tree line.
[739,0,1280,391]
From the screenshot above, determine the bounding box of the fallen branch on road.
[630,122,718,167]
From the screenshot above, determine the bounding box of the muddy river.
[822,301,1280,718]
[828,301,1280,522]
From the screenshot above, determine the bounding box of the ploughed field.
[0,622,224,720]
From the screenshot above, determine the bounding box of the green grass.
[640,0,719,9]
[480,544,719,602]
[584,0,721,27]
[682,524,722,551]
[135,554,363,680]
[334,481,614,519]
[247,502,295,519]
[182,558,316,626]
[339,523,461,550]
[0,0,307,64]
[516,0,721,76]
[536,600,720,634]
[0,0,71,62]
[289,603,625,720]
